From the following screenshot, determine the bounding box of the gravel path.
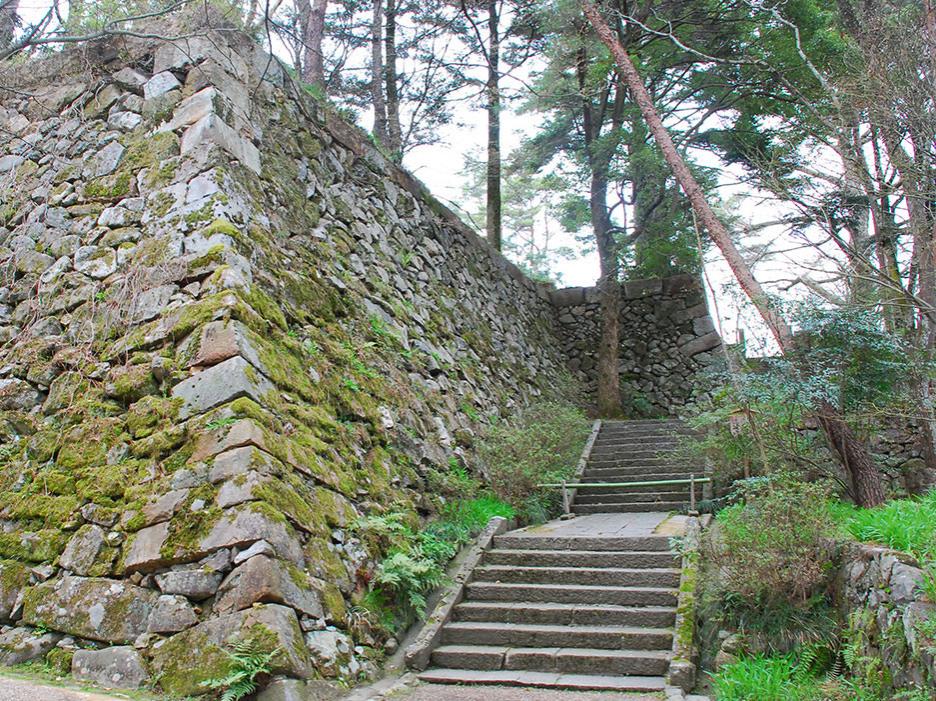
[0,678,132,701]
[390,683,663,701]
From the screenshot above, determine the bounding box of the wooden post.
[689,473,698,516]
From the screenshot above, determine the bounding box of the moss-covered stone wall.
[0,17,574,695]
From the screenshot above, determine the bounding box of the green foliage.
[373,551,444,617]
[829,488,936,565]
[357,496,514,625]
[707,477,838,650]
[710,649,883,701]
[478,400,591,522]
[200,640,279,701]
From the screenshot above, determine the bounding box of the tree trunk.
[485,0,503,251]
[385,0,402,157]
[371,0,389,148]
[593,167,623,417]
[817,400,886,505]
[0,0,19,50]
[299,0,328,86]
[582,0,886,505]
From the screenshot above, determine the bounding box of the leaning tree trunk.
[582,0,886,505]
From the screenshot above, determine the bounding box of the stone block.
[257,679,342,701]
[74,245,117,279]
[59,524,106,575]
[0,560,31,621]
[72,646,148,689]
[0,378,42,411]
[171,355,274,419]
[161,86,235,132]
[216,470,271,508]
[113,67,148,92]
[155,568,223,601]
[0,627,61,665]
[147,594,198,633]
[191,418,268,461]
[122,521,170,573]
[215,554,324,618]
[84,140,125,178]
[181,113,260,174]
[194,506,305,568]
[190,319,262,369]
[624,278,663,299]
[150,604,311,697]
[143,71,182,100]
[22,576,160,643]
[209,446,283,484]
[679,331,722,358]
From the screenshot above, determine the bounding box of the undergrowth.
[355,496,514,629]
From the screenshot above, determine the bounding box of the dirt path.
[0,677,139,701]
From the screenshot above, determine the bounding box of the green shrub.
[711,477,837,607]
[201,640,279,701]
[478,400,591,522]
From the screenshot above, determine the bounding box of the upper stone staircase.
[416,418,700,694]
[573,419,701,514]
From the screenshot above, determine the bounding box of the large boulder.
[151,604,311,697]
[72,646,149,689]
[0,627,61,665]
[22,576,160,643]
[215,555,324,618]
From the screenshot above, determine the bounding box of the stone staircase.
[573,419,700,515]
[418,515,683,692]
[415,419,698,693]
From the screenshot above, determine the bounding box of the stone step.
[441,622,673,651]
[586,457,698,468]
[452,601,677,627]
[588,447,676,459]
[482,548,679,569]
[601,419,685,428]
[581,464,699,475]
[574,491,689,505]
[465,582,678,607]
[493,535,673,551]
[575,482,692,494]
[472,565,681,588]
[430,644,671,676]
[574,502,685,514]
[578,470,699,483]
[418,668,668,693]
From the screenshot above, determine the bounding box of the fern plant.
[200,640,280,701]
[374,550,445,616]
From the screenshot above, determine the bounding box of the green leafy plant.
[373,550,445,616]
[200,640,279,701]
[205,416,238,431]
[478,399,591,522]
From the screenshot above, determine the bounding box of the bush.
[478,400,591,522]
[710,477,837,607]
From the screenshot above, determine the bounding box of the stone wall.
[837,543,935,694]
[552,275,722,415]
[0,11,720,696]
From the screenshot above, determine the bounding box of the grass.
[829,488,936,571]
